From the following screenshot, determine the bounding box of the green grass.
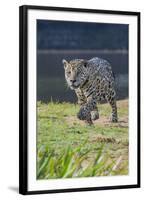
[37,99,128,179]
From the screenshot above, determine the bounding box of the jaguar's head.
[62,59,88,90]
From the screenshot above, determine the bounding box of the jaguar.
[63,57,118,125]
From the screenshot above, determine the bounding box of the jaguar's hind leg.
[107,97,118,122]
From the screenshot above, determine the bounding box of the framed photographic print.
[19,5,140,195]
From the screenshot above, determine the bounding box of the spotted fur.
[63,57,118,125]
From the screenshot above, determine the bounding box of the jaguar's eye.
[67,71,71,75]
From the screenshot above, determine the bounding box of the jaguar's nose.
[70,80,76,84]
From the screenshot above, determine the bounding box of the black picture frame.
[19,5,141,195]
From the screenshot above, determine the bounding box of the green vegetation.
[37,100,128,179]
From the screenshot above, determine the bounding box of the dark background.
[37,20,128,102]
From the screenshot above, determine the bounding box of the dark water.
[37,50,128,102]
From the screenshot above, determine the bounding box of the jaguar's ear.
[62,59,69,69]
[83,60,88,68]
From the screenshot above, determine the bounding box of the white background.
[0,0,143,199]
[27,9,138,191]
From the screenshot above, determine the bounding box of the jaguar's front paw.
[77,108,87,120]
[91,111,99,121]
